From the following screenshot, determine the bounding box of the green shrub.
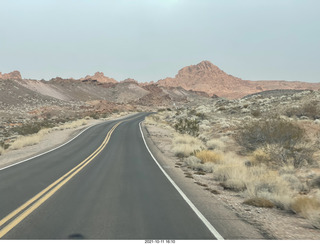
[12,120,55,136]
[174,118,200,137]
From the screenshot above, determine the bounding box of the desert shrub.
[245,170,294,210]
[9,129,50,150]
[281,174,307,193]
[243,197,274,208]
[212,162,249,188]
[291,196,320,228]
[285,101,320,119]
[0,146,5,156]
[310,176,320,189]
[172,134,205,158]
[174,118,200,137]
[220,179,246,192]
[206,138,226,151]
[235,117,314,168]
[251,109,261,118]
[0,141,9,150]
[54,119,87,130]
[184,156,214,172]
[249,148,271,166]
[196,112,206,120]
[235,117,304,151]
[195,150,223,163]
[12,120,55,136]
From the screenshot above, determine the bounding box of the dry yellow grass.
[212,160,295,210]
[243,197,274,208]
[0,146,5,155]
[291,196,320,229]
[172,133,205,157]
[206,138,226,151]
[10,133,45,150]
[195,150,223,163]
[291,196,320,215]
[250,148,271,166]
[53,119,87,131]
[9,119,88,151]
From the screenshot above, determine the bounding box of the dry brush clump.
[195,150,223,163]
[8,119,88,151]
[234,117,316,168]
[172,133,205,158]
[9,128,51,150]
[0,146,5,156]
[291,196,320,229]
[285,100,320,120]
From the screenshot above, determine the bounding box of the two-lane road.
[0,113,220,239]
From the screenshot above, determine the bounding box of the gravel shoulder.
[141,121,320,240]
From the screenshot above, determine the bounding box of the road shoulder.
[140,121,268,240]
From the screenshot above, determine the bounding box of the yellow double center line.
[0,121,122,238]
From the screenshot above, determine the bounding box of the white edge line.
[0,122,100,171]
[139,122,224,240]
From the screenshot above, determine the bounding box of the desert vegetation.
[145,89,320,229]
[0,119,89,153]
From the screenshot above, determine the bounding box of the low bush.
[243,197,274,208]
[206,138,226,151]
[286,101,320,120]
[172,134,205,158]
[12,120,55,136]
[174,118,200,137]
[235,117,315,168]
[235,117,304,152]
[0,146,5,156]
[184,156,214,172]
[291,196,320,229]
[195,150,223,163]
[10,131,46,150]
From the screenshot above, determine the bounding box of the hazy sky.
[0,0,319,82]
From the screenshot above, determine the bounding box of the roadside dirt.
[142,122,320,240]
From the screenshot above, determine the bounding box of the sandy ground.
[142,122,320,240]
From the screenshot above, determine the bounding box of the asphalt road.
[0,113,219,239]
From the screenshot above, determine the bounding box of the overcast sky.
[0,0,319,82]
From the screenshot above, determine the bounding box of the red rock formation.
[157,61,320,99]
[81,72,117,83]
[0,71,22,80]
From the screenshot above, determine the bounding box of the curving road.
[0,113,221,239]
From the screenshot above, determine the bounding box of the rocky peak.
[176,60,226,79]
[0,71,22,80]
[82,72,117,83]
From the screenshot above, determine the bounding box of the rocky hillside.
[0,72,212,132]
[157,61,320,99]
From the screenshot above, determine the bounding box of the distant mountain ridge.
[2,61,320,99]
[156,61,320,98]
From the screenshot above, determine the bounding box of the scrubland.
[145,90,320,230]
[1,119,88,153]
